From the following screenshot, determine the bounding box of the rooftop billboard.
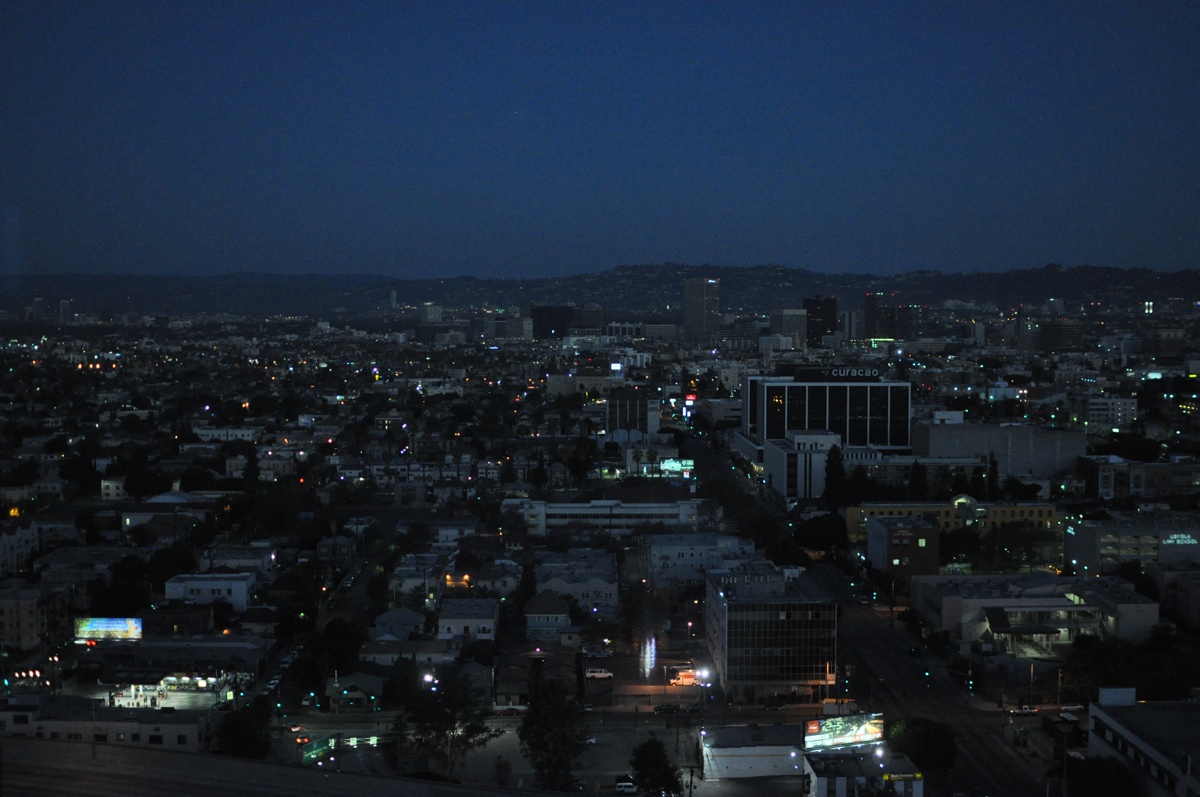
[75,617,143,640]
[804,713,884,751]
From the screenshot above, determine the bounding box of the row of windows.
[760,383,910,447]
[25,730,190,745]
[1094,717,1176,791]
[863,508,1056,520]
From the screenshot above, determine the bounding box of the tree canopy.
[630,735,683,796]
[400,664,502,781]
[886,717,956,770]
[517,682,591,790]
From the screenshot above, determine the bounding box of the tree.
[886,717,956,769]
[1065,755,1139,796]
[402,664,502,781]
[518,681,590,790]
[630,735,683,796]
[907,460,928,501]
[492,754,513,787]
[822,445,846,509]
[215,695,272,758]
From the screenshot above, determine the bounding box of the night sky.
[2,2,1198,280]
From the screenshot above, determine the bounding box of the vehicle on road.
[585,668,613,679]
[653,703,679,714]
[1009,705,1038,716]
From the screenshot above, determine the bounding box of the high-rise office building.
[705,561,837,703]
[802,295,838,347]
[863,292,897,340]
[769,308,807,348]
[740,368,912,450]
[530,305,575,339]
[894,304,928,340]
[683,278,720,343]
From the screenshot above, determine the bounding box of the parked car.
[614,775,637,794]
[653,703,679,714]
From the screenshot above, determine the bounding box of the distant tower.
[683,278,720,343]
[58,299,72,325]
[863,292,897,340]
[894,304,928,340]
[802,295,838,347]
[530,305,575,339]
[769,308,807,349]
[419,302,442,323]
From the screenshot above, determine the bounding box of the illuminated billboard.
[804,713,884,751]
[75,617,143,640]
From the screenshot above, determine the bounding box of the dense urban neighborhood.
[3,273,1200,796]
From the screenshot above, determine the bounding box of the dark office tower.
[1039,319,1087,352]
[606,388,656,435]
[741,370,911,449]
[683,278,720,343]
[894,304,928,340]
[530,305,575,339]
[58,299,72,325]
[575,303,605,329]
[769,309,807,347]
[802,295,838,347]
[862,292,897,340]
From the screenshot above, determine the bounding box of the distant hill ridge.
[7,263,1197,319]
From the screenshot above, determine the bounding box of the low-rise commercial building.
[909,574,1160,655]
[164,572,257,613]
[1088,689,1200,797]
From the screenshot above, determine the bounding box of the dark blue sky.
[2,2,1197,279]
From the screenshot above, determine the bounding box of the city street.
[808,563,1051,796]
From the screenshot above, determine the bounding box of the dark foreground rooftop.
[2,736,482,797]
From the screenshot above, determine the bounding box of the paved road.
[808,563,1050,797]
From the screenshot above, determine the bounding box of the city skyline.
[2,2,1198,280]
